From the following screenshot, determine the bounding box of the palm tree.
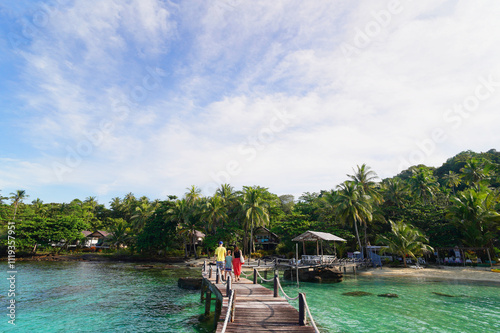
[333,182,372,256]
[348,164,384,252]
[216,184,236,200]
[460,158,491,191]
[0,190,6,204]
[185,185,202,204]
[377,220,433,268]
[131,197,157,232]
[31,198,46,217]
[122,192,137,223]
[442,171,461,195]
[168,199,199,258]
[204,194,228,232]
[10,190,29,221]
[83,196,99,226]
[408,167,438,204]
[108,219,132,249]
[348,164,383,204]
[381,178,408,208]
[446,189,500,247]
[241,186,270,254]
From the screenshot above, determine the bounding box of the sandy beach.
[359,266,500,284]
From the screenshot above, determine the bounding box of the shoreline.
[5,254,500,284]
[0,253,188,264]
[359,266,500,284]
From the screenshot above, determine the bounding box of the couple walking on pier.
[213,241,245,282]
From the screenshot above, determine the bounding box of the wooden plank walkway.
[206,275,316,333]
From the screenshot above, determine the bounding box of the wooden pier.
[201,266,317,333]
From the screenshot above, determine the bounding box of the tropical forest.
[2,149,500,263]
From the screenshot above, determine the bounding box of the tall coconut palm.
[185,185,202,204]
[348,164,383,204]
[333,182,372,256]
[216,184,236,200]
[122,192,137,223]
[241,186,270,254]
[348,164,384,251]
[377,220,433,268]
[10,190,29,221]
[204,194,228,232]
[168,199,200,258]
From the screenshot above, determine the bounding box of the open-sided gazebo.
[292,231,347,261]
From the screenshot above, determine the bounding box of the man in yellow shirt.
[213,241,226,272]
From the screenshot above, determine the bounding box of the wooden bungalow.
[82,230,112,247]
[254,227,280,251]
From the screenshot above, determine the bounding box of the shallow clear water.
[2,263,499,332]
[1,261,207,332]
[266,275,500,333]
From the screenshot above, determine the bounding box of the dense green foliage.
[1,150,499,260]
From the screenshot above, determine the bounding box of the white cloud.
[2,0,500,203]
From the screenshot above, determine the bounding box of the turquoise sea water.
[1,262,206,333]
[2,262,499,332]
[270,275,500,333]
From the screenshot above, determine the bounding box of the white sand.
[359,266,500,283]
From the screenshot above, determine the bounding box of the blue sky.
[1,0,500,205]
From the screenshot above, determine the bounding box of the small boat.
[491,268,500,273]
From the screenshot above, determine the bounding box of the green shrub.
[166,249,184,257]
[275,243,288,255]
[389,260,401,267]
[251,252,262,259]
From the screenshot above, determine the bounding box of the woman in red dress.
[232,246,243,281]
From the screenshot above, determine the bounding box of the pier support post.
[258,259,261,266]
[264,270,268,280]
[209,265,212,279]
[200,279,206,301]
[253,268,257,284]
[273,272,278,297]
[216,268,220,284]
[230,290,236,322]
[205,290,212,316]
[226,275,231,297]
[203,260,206,273]
[214,294,222,331]
[298,293,307,326]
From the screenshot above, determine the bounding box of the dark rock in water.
[283,267,343,283]
[432,292,455,297]
[178,277,202,290]
[378,293,398,298]
[342,291,373,297]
